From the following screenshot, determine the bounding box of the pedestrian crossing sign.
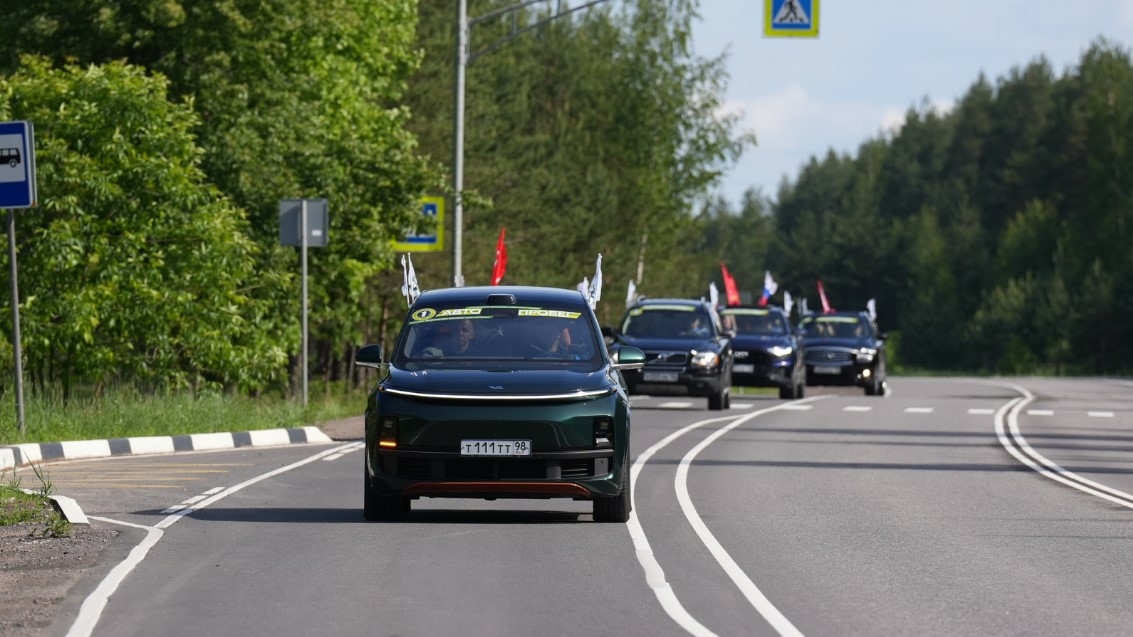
[764,0,819,38]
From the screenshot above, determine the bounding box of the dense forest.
[0,1,1129,398]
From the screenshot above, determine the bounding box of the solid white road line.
[66,443,359,637]
[671,402,819,637]
[993,384,1133,510]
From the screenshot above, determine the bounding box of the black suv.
[606,298,733,410]
[799,311,888,395]
[718,306,805,399]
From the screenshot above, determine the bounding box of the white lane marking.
[968,408,995,415]
[730,402,754,410]
[672,402,819,637]
[905,407,933,414]
[843,406,871,412]
[182,495,207,505]
[203,487,224,495]
[322,441,364,461]
[993,384,1133,510]
[159,504,186,514]
[659,402,695,409]
[1027,409,1054,416]
[1088,411,1114,418]
[781,404,812,411]
[67,443,357,637]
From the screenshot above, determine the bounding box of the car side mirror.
[354,344,383,369]
[611,345,645,370]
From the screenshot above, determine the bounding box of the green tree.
[0,57,284,395]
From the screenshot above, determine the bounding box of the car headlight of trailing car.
[854,348,877,364]
[767,345,794,358]
[689,349,720,368]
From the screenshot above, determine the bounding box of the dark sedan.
[606,298,733,410]
[718,305,805,399]
[799,311,888,396]
[354,286,644,522]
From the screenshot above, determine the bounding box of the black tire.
[796,381,805,398]
[594,462,631,523]
[363,464,402,522]
[779,385,794,400]
[708,387,729,410]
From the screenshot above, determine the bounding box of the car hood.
[383,366,615,396]
[617,335,719,351]
[801,337,877,349]
[731,334,794,350]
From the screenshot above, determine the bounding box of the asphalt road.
[22,377,1133,637]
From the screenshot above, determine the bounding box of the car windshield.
[720,309,788,336]
[393,303,601,369]
[800,315,873,339]
[621,305,713,338]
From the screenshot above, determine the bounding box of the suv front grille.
[805,350,853,364]
[645,352,688,365]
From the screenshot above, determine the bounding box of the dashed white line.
[1027,409,1054,416]
[905,407,933,414]
[1088,411,1115,418]
[730,402,754,410]
[781,404,812,411]
[968,408,995,415]
[843,406,871,412]
[659,401,695,409]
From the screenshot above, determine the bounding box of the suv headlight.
[855,348,877,363]
[767,345,794,358]
[690,350,720,368]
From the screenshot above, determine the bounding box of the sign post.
[0,120,37,436]
[280,198,328,407]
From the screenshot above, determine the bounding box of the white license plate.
[813,365,841,375]
[733,364,755,374]
[643,371,679,382]
[460,439,531,456]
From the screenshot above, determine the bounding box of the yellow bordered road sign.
[392,196,445,252]
[764,0,820,38]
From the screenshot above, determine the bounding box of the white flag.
[626,280,638,308]
[708,281,719,308]
[867,298,877,322]
[587,254,603,309]
[401,253,420,305]
[784,290,793,317]
[578,277,589,296]
[764,270,778,296]
[799,296,809,316]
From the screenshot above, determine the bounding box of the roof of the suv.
[412,285,589,308]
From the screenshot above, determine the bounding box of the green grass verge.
[1,466,72,536]
[0,382,365,446]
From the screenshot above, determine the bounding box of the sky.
[690,0,1133,205]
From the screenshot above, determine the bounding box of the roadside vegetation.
[0,382,364,446]
[1,465,71,536]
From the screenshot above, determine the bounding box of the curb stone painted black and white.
[0,426,332,472]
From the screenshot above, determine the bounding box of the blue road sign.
[765,0,820,38]
[0,121,37,209]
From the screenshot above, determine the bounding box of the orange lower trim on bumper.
[402,481,590,497]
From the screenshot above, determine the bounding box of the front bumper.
[732,357,797,388]
[622,366,727,397]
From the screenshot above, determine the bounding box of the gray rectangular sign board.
[279,198,328,247]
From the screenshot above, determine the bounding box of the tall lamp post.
[452,0,612,286]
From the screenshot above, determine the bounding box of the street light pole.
[451,0,612,288]
[453,0,468,287]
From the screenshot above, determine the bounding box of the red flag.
[720,263,741,306]
[817,279,835,313]
[490,228,507,285]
